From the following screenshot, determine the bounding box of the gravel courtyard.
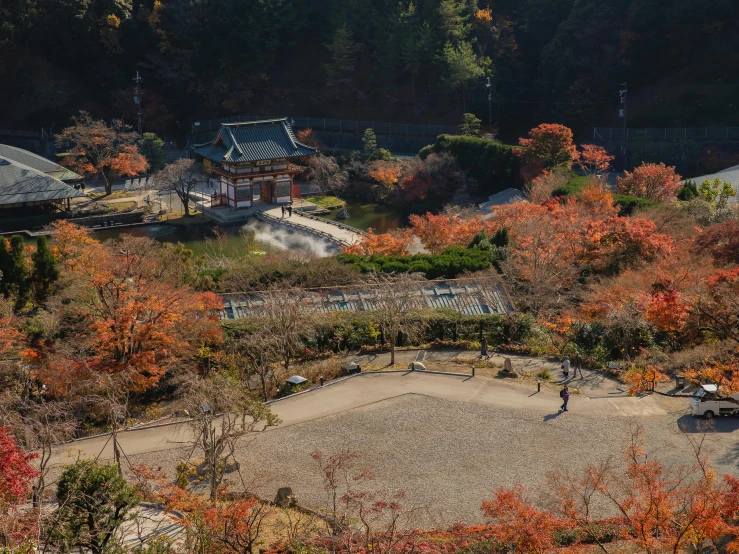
[131,390,739,529]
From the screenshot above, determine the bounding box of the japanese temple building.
[193,118,317,209]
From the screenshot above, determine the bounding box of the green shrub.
[421,134,521,195]
[368,147,394,161]
[336,245,499,279]
[677,179,698,201]
[613,194,658,214]
[551,174,589,197]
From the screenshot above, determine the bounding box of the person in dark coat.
[560,385,570,411]
[281,205,285,217]
[573,351,584,379]
[481,337,488,358]
[287,205,293,217]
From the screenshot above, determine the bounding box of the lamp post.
[485,76,492,131]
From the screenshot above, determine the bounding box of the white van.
[691,384,739,419]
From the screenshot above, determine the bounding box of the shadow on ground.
[676,414,739,434]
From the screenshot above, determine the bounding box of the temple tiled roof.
[0,157,85,206]
[0,144,82,182]
[193,118,317,163]
[220,280,512,320]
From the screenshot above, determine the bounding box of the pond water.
[321,199,405,233]
[91,220,341,258]
[27,200,404,258]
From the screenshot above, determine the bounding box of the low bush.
[336,245,502,279]
[613,194,658,214]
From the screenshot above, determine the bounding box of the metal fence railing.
[593,127,739,142]
[192,115,459,138]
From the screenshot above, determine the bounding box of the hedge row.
[419,134,521,195]
[336,246,500,279]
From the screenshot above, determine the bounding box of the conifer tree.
[31,235,59,304]
[0,238,12,298]
[8,235,30,309]
[323,24,362,90]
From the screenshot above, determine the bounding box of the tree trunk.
[390,343,395,366]
[102,169,113,195]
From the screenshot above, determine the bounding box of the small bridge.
[255,207,366,247]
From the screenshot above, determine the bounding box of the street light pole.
[485,76,492,132]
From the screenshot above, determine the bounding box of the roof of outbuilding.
[193,118,317,163]
[0,144,82,182]
[0,157,85,205]
[478,187,525,217]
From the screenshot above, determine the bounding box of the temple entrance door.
[260,182,273,203]
[252,183,260,203]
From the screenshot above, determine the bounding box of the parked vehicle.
[691,384,739,419]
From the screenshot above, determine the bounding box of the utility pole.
[485,76,493,131]
[133,71,143,135]
[619,82,628,168]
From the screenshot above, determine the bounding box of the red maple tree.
[577,143,614,175]
[616,162,682,201]
[517,123,579,180]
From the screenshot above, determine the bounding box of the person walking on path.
[481,337,488,359]
[560,385,570,411]
[281,205,286,217]
[287,205,293,217]
[562,355,570,379]
[573,352,584,379]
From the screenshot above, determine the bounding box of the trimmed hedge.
[336,246,500,279]
[420,134,521,195]
[613,194,658,214]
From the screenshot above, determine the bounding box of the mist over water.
[244,220,339,257]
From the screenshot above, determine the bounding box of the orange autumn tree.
[38,226,223,395]
[616,162,682,201]
[577,143,614,175]
[296,128,320,148]
[481,485,562,554]
[342,228,413,256]
[517,123,579,181]
[548,427,739,554]
[488,185,672,314]
[56,111,148,195]
[367,163,403,188]
[408,213,484,254]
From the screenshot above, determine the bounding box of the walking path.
[259,206,362,246]
[47,366,665,467]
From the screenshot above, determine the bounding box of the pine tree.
[31,235,59,304]
[323,24,362,90]
[0,238,12,298]
[362,128,378,158]
[7,235,30,309]
[459,113,482,136]
[140,132,166,170]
